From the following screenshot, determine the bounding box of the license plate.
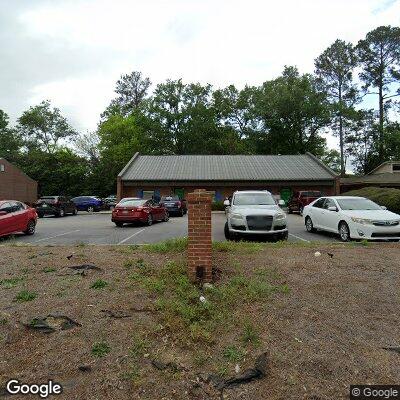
[42,204,47,208]
[122,210,129,214]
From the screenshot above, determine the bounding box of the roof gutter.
[118,152,140,178]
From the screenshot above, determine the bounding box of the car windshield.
[118,199,146,207]
[336,198,381,211]
[233,193,276,206]
[161,196,179,201]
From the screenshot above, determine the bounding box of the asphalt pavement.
[2,211,341,246]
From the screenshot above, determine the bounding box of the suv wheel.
[179,208,184,217]
[147,214,153,226]
[224,221,231,240]
[24,220,36,235]
[73,208,78,215]
[163,211,169,222]
[87,206,94,213]
[279,231,288,241]
[305,216,315,233]
[299,206,304,216]
[339,221,350,242]
[58,208,65,217]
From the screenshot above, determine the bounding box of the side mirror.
[223,200,230,206]
[0,211,7,216]
[328,206,338,212]
[380,206,387,210]
[278,200,285,206]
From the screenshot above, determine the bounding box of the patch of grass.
[193,351,210,367]
[143,237,188,253]
[222,345,245,363]
[90,279,108,289]
[91,342,110,357]
[130,333,150,358]
[0,277,24,289]
[76,242,86,248]
[15,290,37,302]
[212,241,263,253]
[43,267,56,273]
[241,322,260,346]
[124,258,146,270]
[360,239,369,247]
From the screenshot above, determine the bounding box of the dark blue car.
[71,196,102,212]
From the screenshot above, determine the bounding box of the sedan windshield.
[233,193,276,206]
[336,198,381,211]
[118,199,146,207]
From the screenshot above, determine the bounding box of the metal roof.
[119,153,336,182]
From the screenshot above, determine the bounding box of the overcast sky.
[1,0,399,149]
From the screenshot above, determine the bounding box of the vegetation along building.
[0,158,38,204]
[117,153,338,203]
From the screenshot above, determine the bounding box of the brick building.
[117,153,338,203]
[0,158,37,204]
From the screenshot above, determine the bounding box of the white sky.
[1,0,399,150]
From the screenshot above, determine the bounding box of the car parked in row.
[159,196,187,216]
[102,195,117,210]
[71,196,102,212]
[112,197,169,227]
[303,196,400,242]
[224,190,287,241]
[287,190,321,215]
[35,196,77,218]
[0,200,37,237]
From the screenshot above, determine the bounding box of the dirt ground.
[0,242,399,400]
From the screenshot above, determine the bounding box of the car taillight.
[136,207,143,211]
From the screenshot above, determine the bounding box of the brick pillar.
[117,177,123,201]
[187,189,213,283]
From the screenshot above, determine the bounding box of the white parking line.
[117,228,146,245]
[33,230,81,243]
[289,233,310,243]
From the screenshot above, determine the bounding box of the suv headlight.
[350,217,373,225]
[231,213,245,221]
[275,213,286,220]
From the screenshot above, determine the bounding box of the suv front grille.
[246,215,273,231]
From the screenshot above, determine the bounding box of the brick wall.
[0,159,37,204]
[187,189,212,283]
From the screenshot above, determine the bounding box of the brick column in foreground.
[187,189,213,283]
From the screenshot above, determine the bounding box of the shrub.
[211,201,226,211]
[15,290,37,302]
[90,279,108,289]
[341,187,400,214]
[91,342,110,357]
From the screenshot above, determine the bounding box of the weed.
[15,290,37,302]
[360,239,369,247]
[143,237,188,253]
[76,242,86,248]
[91,342,110,357]
[193,351,210,367]
[43,267,56,273]
[222,345,245,363]
[0,277,24,289]
[130,333,150,358]
[0,318,7,325]
[90,279,108,289]
[241,322,260,346]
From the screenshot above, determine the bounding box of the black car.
[159,196,187,217]
[103,195,117,210]
[35,196,78,218]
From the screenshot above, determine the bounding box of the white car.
[303,196,400,242]
[224,190,287,241]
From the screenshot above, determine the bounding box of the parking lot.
[2,211,341,245]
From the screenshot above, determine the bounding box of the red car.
[287,191,322,215]
[0,200,38,238]
[112,198,169,227]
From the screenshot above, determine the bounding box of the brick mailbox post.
[187,189,213,283]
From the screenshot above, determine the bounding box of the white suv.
[224,190,288,241]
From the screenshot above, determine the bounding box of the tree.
[251,66,331,156]
[0,109,23,163]
[315,39,358,176]
[320,149,341,174]
[74,132,100,168]
[357,26,400,161]
[102,71,151,119]
[345,109,380,174]
[18,100,77,153]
